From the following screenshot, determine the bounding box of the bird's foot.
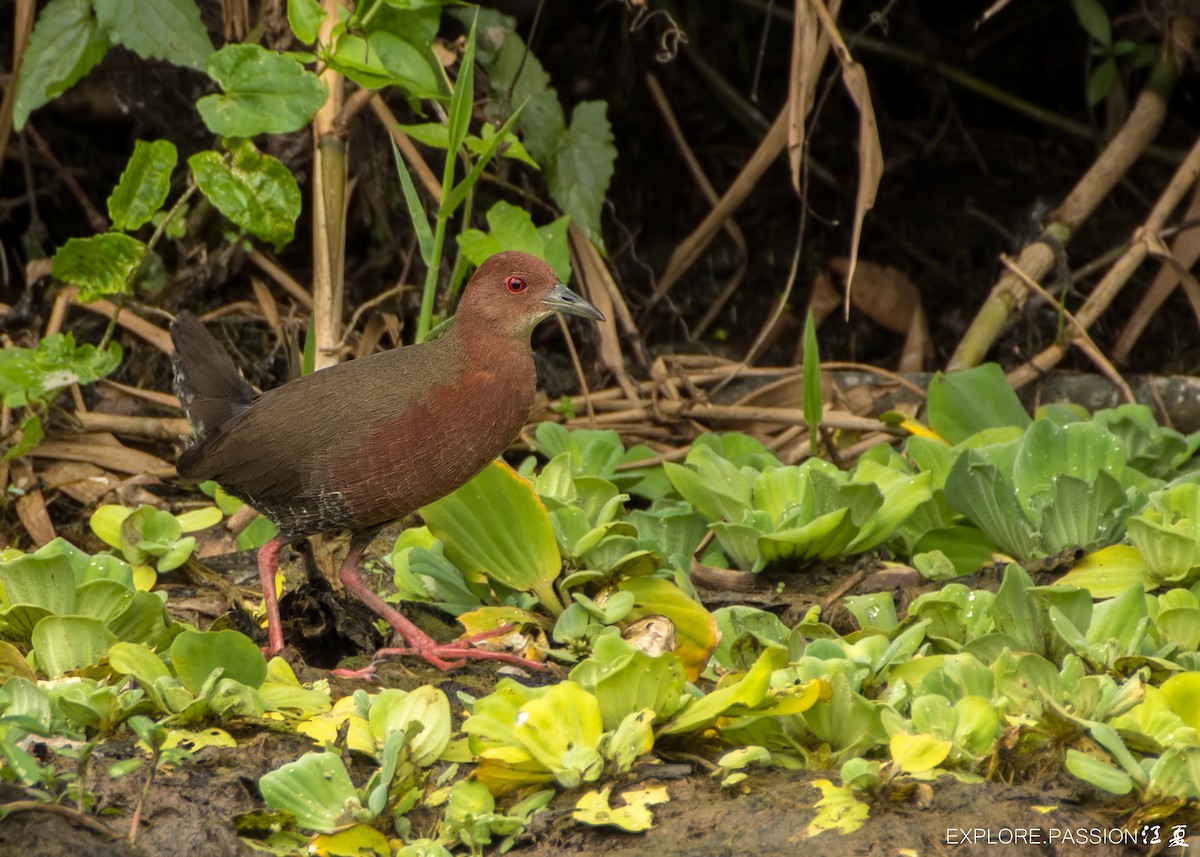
[331,624,548,678]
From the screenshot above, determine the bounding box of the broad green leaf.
[32,615,118,676]
[569,635,687,730]
[93,0,213,71]
[457,201,571,281]
[926,364,1030,444]
[420,461,562,610]
[1031,472,1127,554]
[189,140,302,249]
[1012,419,1128,516]
[0,554,76,616]
[197,45,327,137]
[944,450,1038,560]
[287,0,325,43]
[466,680,604,789]
[175,506,223,532]
[75,579,134,623]
[889,732,951,773]
[398,122,451,148]
[107,140,178,231]
[90,505,132,549]
[661,645,786,735]
[1057,544,1149,597]
[13,0,109,130]
[170,629,268,694]
[1128,483,1200,584]
[1065,749,1132,794]
[108,640,171,685]
[1159,673,1200,732]
[544,101,615,252]
[260,752,365,833]
[52,233,147,301]
[329,32,439,96]
[368,685,451,767]
[991,565,1041,654]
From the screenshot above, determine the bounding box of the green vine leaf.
[51,233,147,301]
[108,140,178,232]
[189,139,302,250]
[197,45,327,137]
[93,0,213,71]
[13,0,109,131]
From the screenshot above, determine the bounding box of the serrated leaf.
[197,45,327,137]
[545,101,615,252]
[52,233,147,301]
[287,0,324,44]
[93,0,213,71]
[13,0,109,130]
[189,140,301,249]
[108,140,178,231]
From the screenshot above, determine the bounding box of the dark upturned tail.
[170,311,255,443]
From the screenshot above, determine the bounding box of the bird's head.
[456,251,604,338]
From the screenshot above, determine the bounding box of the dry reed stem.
[1009,134,1200,388]
[948,13,1197,370]
[1113,181,1200,362]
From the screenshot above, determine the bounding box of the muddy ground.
[4,733,1196,857]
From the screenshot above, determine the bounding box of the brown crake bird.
[171,251,604,669]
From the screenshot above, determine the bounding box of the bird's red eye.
[505,276,527,294]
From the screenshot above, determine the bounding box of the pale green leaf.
[197,45,327,137]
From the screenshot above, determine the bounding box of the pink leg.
[334,544,547,674]
[257,538,286,656]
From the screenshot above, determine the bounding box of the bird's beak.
[543,282,605,322]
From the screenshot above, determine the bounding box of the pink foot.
[332,624,549,678]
